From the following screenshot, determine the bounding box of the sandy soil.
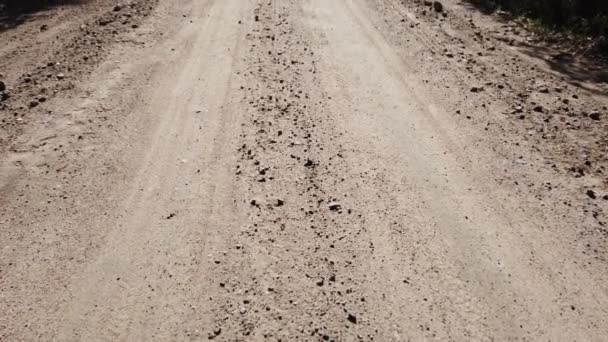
[1,0,607,340]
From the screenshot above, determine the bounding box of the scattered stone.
[276,199,284,207]
[113,5,122,11]
[586,189,597,199]
[56,73,65,80]
[347,313,357,324]
[29,100,39,108]
[208,328,222,339]
[470,86,483,93]
[0,91,9,102]
[589,111,601,121]
[433,1,443,13]
[533,105,544,113]
[0,81,5,91]
[40,24,48,32]
[328,202,341,211]
[99,18,113,26]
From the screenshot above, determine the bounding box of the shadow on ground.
[457,0,608,94]
[0,0,83,32]
[515,41,608,92]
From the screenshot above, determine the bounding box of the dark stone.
[433,1,443,12]
[589,111,601,121]
[99,18,113,26]
[328,202,341,211]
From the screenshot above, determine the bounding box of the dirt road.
[1,0,608,340]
